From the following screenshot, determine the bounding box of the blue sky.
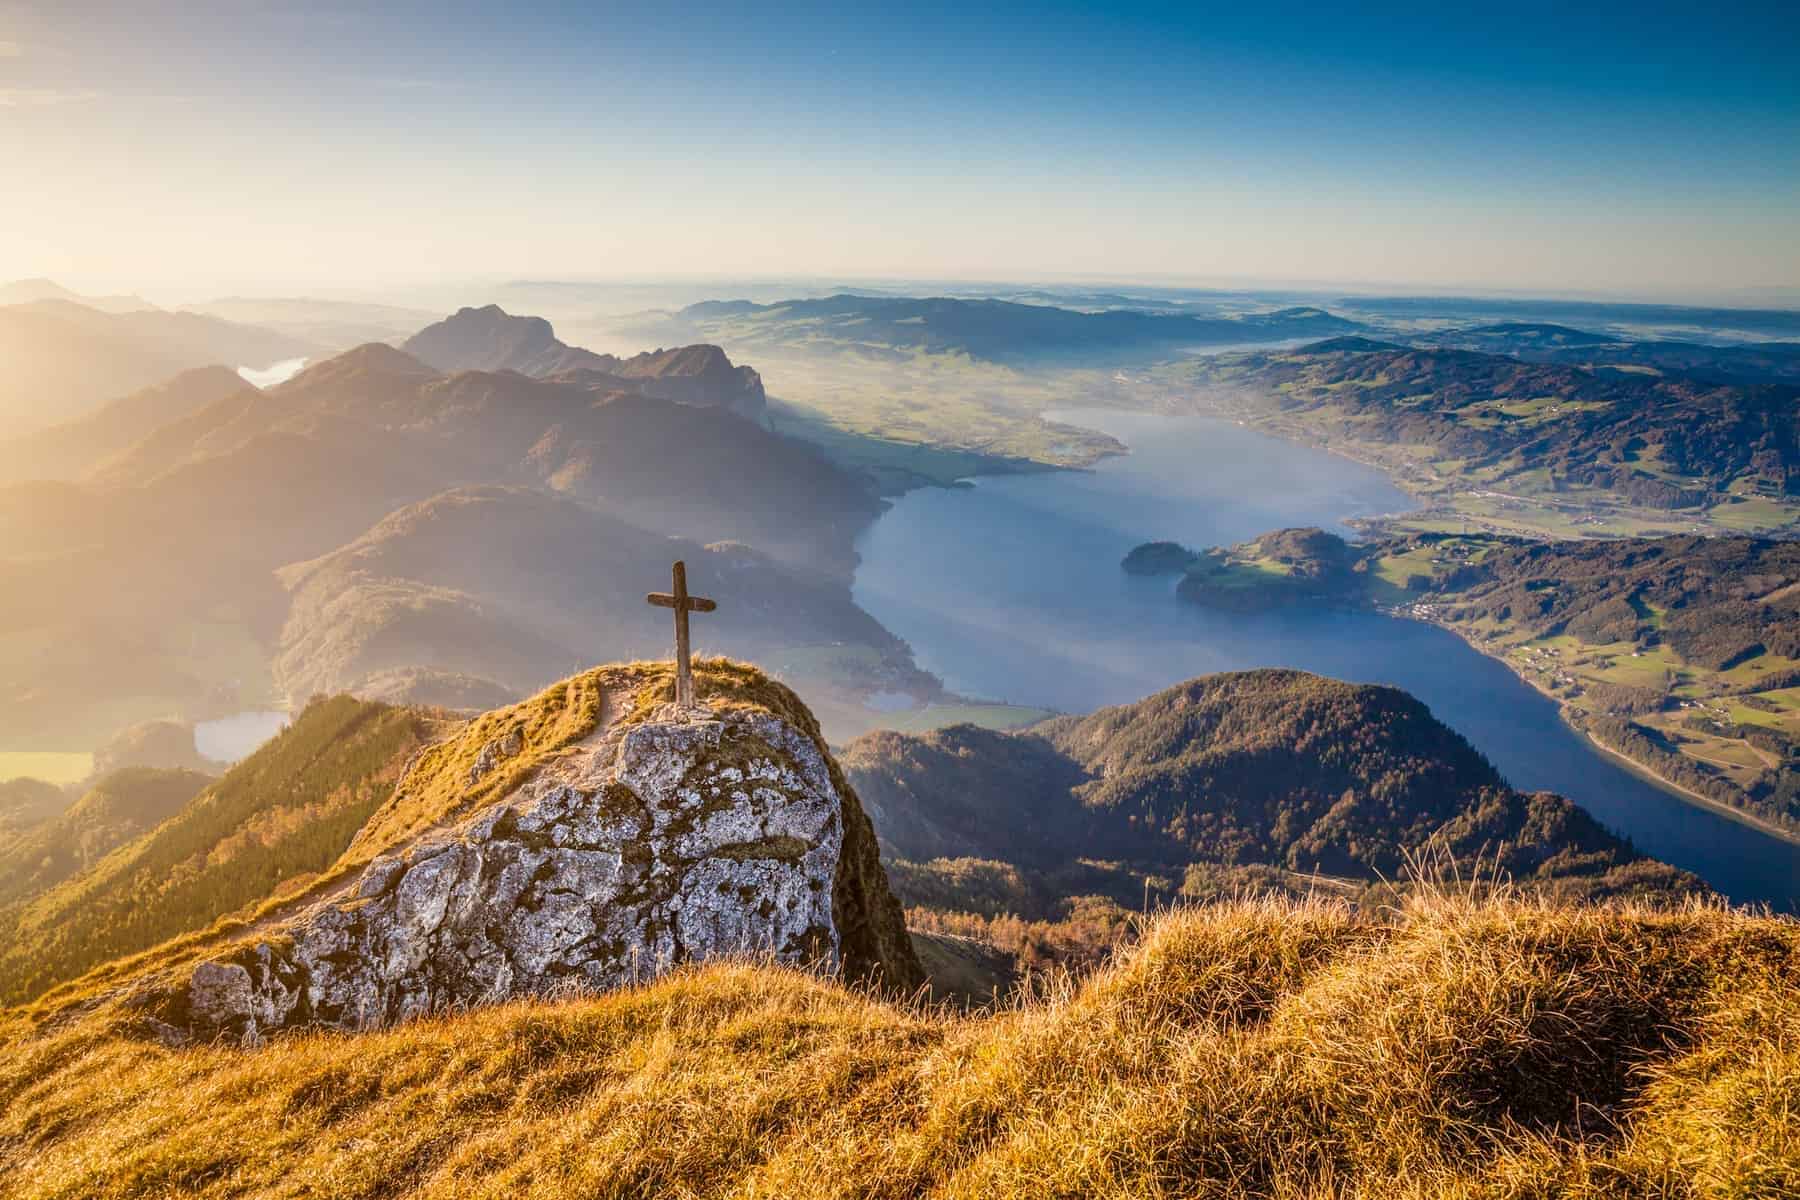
[3,0,1796,298]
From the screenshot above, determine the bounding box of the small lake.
[195,711,290,763]
[853,407,1800,909]
[238,358,309,388]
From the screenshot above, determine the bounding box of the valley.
[850,406,1800,907]
[1148,527,1800,845]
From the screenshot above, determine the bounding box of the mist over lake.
[853,408,1800,907]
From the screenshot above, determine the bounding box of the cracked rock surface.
[181,707,856,1044]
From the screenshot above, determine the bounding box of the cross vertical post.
[647,560,717,709]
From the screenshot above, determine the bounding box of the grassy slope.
[2,889,1795,1197]
[0,698,437,1005]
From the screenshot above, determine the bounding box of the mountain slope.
[0,767,213,911]
[4,892,1795,1197]
[0,698,436,1005]
[0,338,880,746]
[845,670,1696,901]
[272,485,923,710]
[0,300,311,432]
[0,366,255,484]
[0,779,70,849]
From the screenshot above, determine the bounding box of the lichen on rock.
[173,665,921,1045]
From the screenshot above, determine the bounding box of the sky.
[2,0,1797,301]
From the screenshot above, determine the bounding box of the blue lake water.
[853,407,1800,908]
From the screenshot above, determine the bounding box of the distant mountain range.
[620,294,1361,362]
[0,321,902,746]
[403,305,766,417]
[0,277,155,313]
[0,296,314,433]
[1180,337,1799,510]
[1408,323,1800,385]
[1335,294,1800,340]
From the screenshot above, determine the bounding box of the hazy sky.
[3,0,1797,299]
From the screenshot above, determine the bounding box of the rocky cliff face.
[165,663,920,1045]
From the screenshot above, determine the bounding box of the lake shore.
[1578,727,1800,848]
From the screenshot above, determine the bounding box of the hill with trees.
[1144,528,1800,837]
[0,697,437,1005]
[271,484,933,721]
[0,767,213,912]
[845,669,1697,937]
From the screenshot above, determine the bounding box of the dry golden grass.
[7,658,808,1026]
[3,887,1795,1199]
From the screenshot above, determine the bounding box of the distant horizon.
[4,1,1796,298]
[14,270,1800,317]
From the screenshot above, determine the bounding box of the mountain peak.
[149,660,920,1044]
[278,342,437,391]
[403,304,574,375]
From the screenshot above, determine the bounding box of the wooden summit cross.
[647,560,717,709]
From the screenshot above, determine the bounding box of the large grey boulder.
[178,704,876,1044]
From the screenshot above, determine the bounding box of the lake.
[238,358,309,388]
[853,407,1800,908]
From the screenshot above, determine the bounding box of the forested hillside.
[0,767,212,911]
[846,669,1697,953]
[0,697,437,1004]
[1148,529,1800,835]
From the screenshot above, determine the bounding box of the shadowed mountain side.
[0,300,312,433]
[403,305,765,417]
[272,485,916,705]
[78,344,862,573]
[0,367,255,485]
[844,670,1697,900]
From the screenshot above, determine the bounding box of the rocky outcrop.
[170,671,920,1045]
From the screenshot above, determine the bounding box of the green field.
[750,349,1128,477]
